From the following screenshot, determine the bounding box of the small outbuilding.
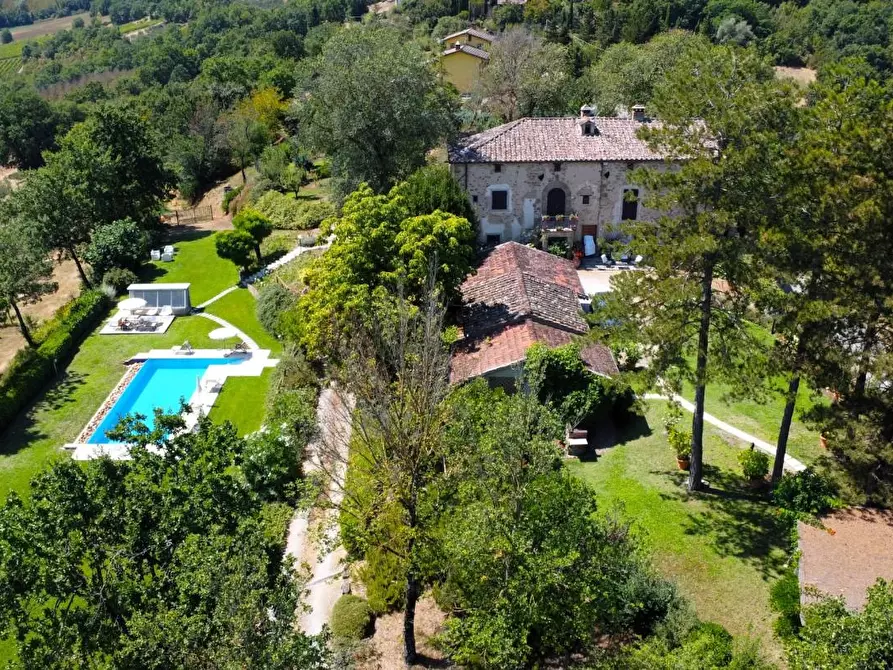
[126,283,192,315]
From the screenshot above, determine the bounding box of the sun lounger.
[172,341,194,355]
[159,305,173,317]
[202,376,223,392]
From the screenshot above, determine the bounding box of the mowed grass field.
[570,401,790,664]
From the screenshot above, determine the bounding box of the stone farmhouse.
[449,105,675,252]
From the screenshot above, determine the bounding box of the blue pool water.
[89,358,242,444]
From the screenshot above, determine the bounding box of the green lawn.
[204,288,282,355]
[680,378,825,465]
[117,17,163,33]
[675,322,827,465]
[207,369,272,436]
[569,401,790,663]
[147,232,238,305]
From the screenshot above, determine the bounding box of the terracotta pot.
[676,457,690,471]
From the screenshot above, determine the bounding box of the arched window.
[546,188,566,216]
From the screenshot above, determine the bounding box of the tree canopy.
[298,24,458,194]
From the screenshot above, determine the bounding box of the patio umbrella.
[208,326,239,348]
[119,297,147,314]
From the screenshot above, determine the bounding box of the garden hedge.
[330,595,374,641]
[0,290,111,433]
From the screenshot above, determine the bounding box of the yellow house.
[439,28,495,95]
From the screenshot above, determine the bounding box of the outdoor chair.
[600,254,614,267]
[172,340,194,355]
[162,251,173,262]
[150,250,161,261]
[163,245,175,255]
[202,376,223,393]
[224,341,250,357]
[633,255,644,265]
[159,305,173,317]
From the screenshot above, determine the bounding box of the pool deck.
[65,348,278,460]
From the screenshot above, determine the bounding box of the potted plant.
[738,446,770,487]
[668,426,692,470]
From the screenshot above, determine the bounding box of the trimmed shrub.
[222,185,243,214]
[773,467,838,516]
[0,290,111,432]
[101,267,139,295]
[330,595,374,641]
[256,283,296,337]
[84,219,148,278]
[253,190,335,230]
[738,447,770,480]
[770,570,802,639]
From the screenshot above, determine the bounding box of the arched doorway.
[545,188,566,216]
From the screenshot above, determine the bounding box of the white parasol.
[119,297,147,314]
[208,326,239,347]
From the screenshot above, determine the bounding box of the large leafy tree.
[436,381,679,668]
[476,27,571,122]
[601,45,798,490]
[0,418,327,668]
[53,105,174,230]
[0,82,60,169]
[785,63,893,505]
[289,180,475,358]
[11,157,95,286]
[298,24,457,194]
[0,217,56,346]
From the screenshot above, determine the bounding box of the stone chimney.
[632,104,646,122]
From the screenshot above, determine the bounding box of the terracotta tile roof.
[451,242,605,383]
[460,242,587,338]
[441,27,496,43]
[450,319,580,383]
[441,44,490,60]
[799,508,893,610]
[449,116,666,163]
[581,342,620,377]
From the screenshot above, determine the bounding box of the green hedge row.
[0,290,111,433]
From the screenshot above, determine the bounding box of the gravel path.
[285,386,354,635]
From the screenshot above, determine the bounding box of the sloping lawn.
[203,288,282,355]
[207,369,272,436]
[569,401,790,663]
[146,232,238,305]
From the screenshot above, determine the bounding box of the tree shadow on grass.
[0,370,87,457]
[656,464,788,579]
[582,412,652,462]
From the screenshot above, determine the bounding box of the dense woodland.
[1,0,893,667]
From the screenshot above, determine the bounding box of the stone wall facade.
[450,159,669,246]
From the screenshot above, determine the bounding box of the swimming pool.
[88,358,242,444]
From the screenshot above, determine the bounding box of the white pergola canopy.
[127,283,192,315]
